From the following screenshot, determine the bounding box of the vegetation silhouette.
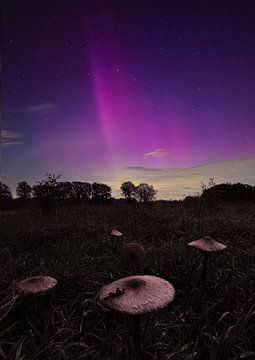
[120,181,136,200]
[1,174,255,212]
[16,181,32,200]
[201,182,255,203]
[0,182,13,209]
[0,182,12,200]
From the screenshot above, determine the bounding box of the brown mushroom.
[121,242,146,274]
[188,236,226,283]
[99,275,175,358]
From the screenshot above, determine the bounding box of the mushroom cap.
[99,275,175,315]
[111,229,123,237]
[187,236,226,252]
[121,242,146,272]
[16,276,57,295]
[121,242,146,259]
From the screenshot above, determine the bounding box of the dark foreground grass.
[0,200,255,359]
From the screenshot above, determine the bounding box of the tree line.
[0,173,157,203]
[1,173,254,208]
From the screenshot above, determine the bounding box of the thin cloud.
[143,148,170,157]
[2,141,22,146]
[125,166,161,172]
[1,130,23,147]
[20,102,56,113]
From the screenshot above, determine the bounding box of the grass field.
[1,199,255,359]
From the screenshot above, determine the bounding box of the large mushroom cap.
[99,275,175,315]
[16,276,57,295]
[111,229,123,237]
[188,236,226,252]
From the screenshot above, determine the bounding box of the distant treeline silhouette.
[0,173,157,210]
[0,173,254,211]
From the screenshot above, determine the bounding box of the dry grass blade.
[0,294,20,322]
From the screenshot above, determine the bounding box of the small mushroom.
[16,276,57,295]
[0,276,57,322]
[111,229,123,237]
[110,228,123,251]
[99,275,175,358]
[121,242,146,274]
[188,236,226,283]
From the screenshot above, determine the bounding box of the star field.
[2,0,255,198]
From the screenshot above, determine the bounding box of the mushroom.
[0,276,57,322]
[121,242,146,274]
[16,275,57,295]
[110,228,123,251]
[99,275,175,358]
[187,236,226,283]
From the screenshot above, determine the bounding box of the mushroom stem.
[113,238,118,252]
[131,262,137,274]
[111,236,119,252]
[133,315,142,359]
[121,243,146,275]
[201,253,209,283]
[110,229,123,252]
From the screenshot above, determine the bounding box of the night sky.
[2,0,255,199]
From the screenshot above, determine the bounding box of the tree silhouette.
[72,181,92,199]
[0,182,13,200]
[56,182,74,199]
[32,173,61,199]
[135,183,156,202]
[16,181,32,199]
[32,173,61,214]
[121,181,136,199]
[92,182,111,200]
